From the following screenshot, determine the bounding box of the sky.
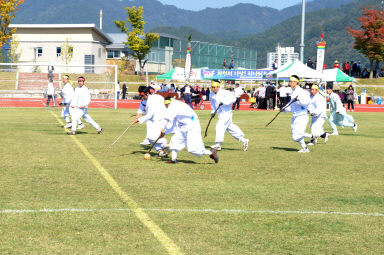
[157,0,304,11]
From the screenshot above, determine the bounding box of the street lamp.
[300,0,306,63]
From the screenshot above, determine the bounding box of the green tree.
[0,0,24,49]
[115,6,159,76]
[61,38,73,65]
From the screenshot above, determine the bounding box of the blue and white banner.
[201,69,271,80]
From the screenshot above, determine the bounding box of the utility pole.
[300,0,306,63]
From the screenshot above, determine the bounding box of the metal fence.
[148,38,257,70]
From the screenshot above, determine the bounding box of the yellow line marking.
[50,111,183,255]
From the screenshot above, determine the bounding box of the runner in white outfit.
[209,80,249,151]
[307,84,329,145]
[160,97,218,163]
[132,86,167,155]
[282,75,312,153]
[60,75,83,129]
[67,77,102,135]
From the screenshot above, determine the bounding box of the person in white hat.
[209,80,249,151]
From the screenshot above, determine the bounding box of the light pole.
[300,0,306,63]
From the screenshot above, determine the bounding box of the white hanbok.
[69,85,100,132]
[138,94,167,152]
[284,86,311,142]
[164,100,211,157]
[61,82,74,120]
[308,92,327,138]
[210,89,246,144]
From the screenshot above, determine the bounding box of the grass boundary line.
[2,207,383,217]
[49,111,183,255]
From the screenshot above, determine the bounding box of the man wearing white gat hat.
[209,80,249,151]
[281,75,312,152]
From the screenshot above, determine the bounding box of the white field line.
[1,208,383,217]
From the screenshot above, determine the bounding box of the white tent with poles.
[266,60,322,80]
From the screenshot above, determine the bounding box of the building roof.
[9,24,113,44]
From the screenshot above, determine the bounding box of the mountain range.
[13,0,358,35]
[11,0,378,68]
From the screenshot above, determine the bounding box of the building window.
[56,47,62,57]
[37,47,43,57]
[98,48,101,58]
[107,49,121,59]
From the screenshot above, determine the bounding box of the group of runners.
[283,75,357,153]
[57,74,357,161]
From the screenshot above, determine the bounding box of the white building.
[267,44,299,70]
[9,24,113,73]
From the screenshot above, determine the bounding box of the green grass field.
[0,107,383,254]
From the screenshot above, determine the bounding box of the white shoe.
[210,144,222,151]
[298,148,310,153]
[353,123,358,133]
[330,132,339,136]
[324,133,330,143]
[140,139,151,145]
[77,123,85,130]
[64,123,72,128]
[307,142,315,146]
[243,139,249,151]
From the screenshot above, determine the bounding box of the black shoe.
[209,148,219,163]
[166,160,177,164]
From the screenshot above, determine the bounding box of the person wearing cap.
[132,86,168,156]
[307,84,330,145]
[282,75,312,153]
[210,80,249,151]
[60,75,84,129]
[232,83,243,110]
[326,83,357,135]
[180,81,194,108]
[159,97,218,164]
[67,77,103,135]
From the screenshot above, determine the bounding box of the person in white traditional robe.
[67,77,102,135]
[132,86,167,156]
[160,97,218,164]
[209,80,249,151]
[326,84,357,135]
[60,75,84,129]
[307,84,330,145]
[282,75,312,153]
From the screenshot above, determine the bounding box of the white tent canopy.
[266,60,322,80]
[156,67,202,81]
[321,68,356,82]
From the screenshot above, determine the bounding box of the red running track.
[1,97,384,112]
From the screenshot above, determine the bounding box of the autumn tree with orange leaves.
[347,6,384,79]
[0,0,24,49]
